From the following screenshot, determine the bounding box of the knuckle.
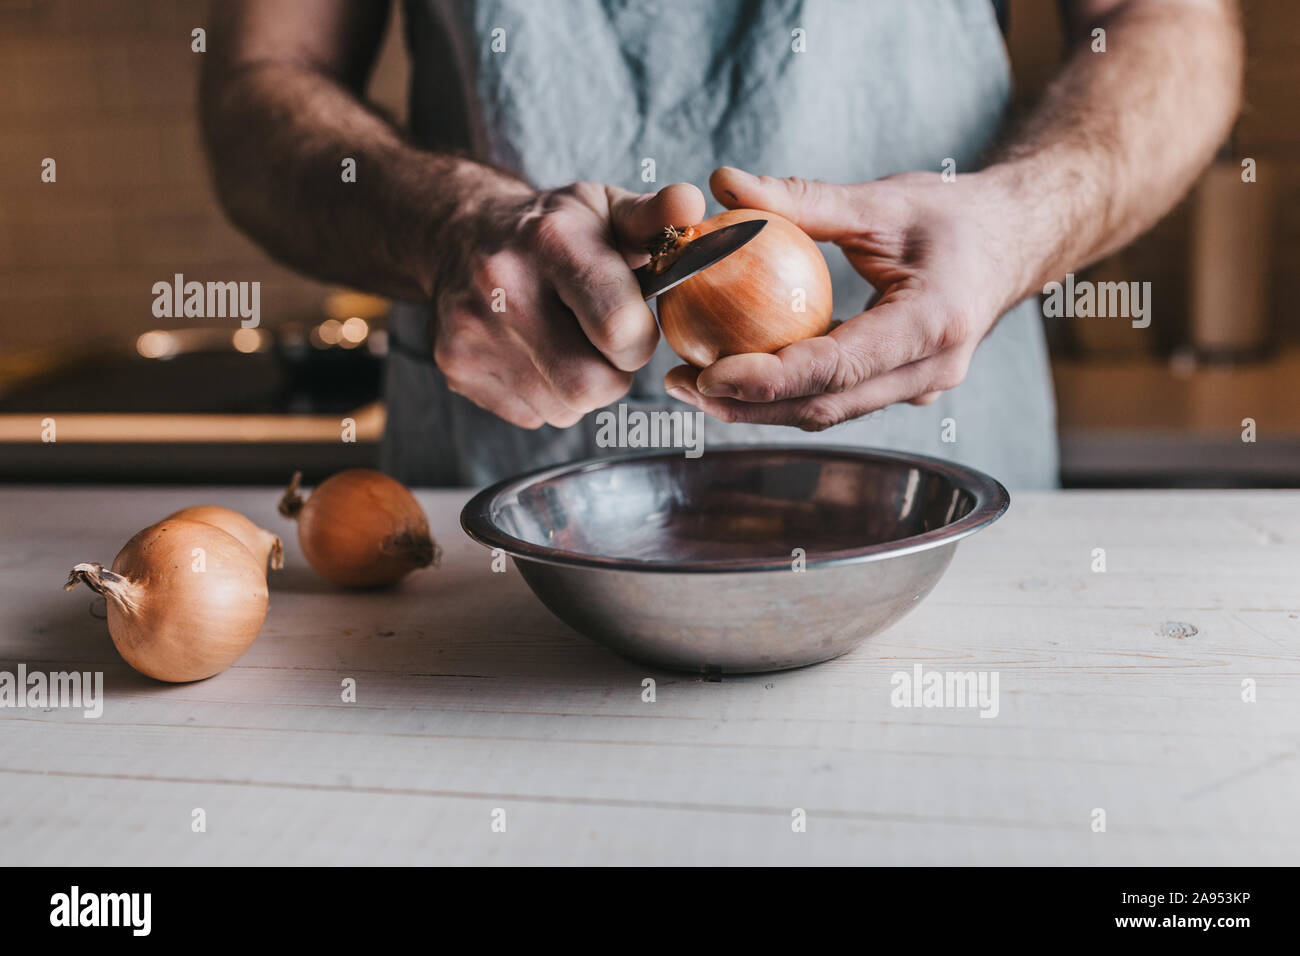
[469,254,518,303]
[528,211,580,262]
[590,307,650,359]
[554,365,605,408]
[565,180,605,207]
[827,341,872,392]
[935,306,974,353]
[433,324,471,375]
[932,354,970,392]
[785,176,822,206]
[554,364,628,410]
[796,400,843,432]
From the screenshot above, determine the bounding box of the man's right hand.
[202,0,703,430]
[431,180,704,429]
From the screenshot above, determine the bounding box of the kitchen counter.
[1,486,1297,865]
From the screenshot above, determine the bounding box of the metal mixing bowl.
[461,446,1009,673]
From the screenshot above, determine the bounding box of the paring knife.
[634,219,766,301]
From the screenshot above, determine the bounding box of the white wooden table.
[1,486,1297,865]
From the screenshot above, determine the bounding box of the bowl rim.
[459,445,1010,574]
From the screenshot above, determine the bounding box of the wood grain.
[0,487,1296,865]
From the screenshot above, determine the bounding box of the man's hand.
[665,1,1241,431]
[435,181,703,429]
[202,2,710,431]
[663,166,1020,430]
[204,0,1239,434]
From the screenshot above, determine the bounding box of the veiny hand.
[434,179,705,428]
[664,166,1030,430]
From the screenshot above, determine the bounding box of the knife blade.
[634,219,766,301]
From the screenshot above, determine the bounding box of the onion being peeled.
[278,469,438,588]
[64,519,269,682]
[165,505,283,574]
[653,208,833,368]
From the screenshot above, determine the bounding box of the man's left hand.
[664,165,1032,430]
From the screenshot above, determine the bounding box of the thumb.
[709,166,864,242]
[607,182,706,250]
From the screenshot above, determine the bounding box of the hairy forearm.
[199,61,530,302]
[978,0,1244,308]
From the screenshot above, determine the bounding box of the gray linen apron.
[385,0,1058,489]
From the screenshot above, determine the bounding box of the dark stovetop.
[0,345,386,483]
[0,348,381,415]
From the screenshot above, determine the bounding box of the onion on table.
[279,469,439,588]
[64,518,269,683]
[650,208,834,368]
[164,504,283,573]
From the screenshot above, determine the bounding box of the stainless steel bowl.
[461,446,1009,673]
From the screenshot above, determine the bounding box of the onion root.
[63,561,139,615]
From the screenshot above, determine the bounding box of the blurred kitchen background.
[0,0,1296,486]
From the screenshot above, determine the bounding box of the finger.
[445,364,548,430]
[523,294,635,414]
[441,313,589,429]
[606,182,706,249]
[539,223,660,372]
[695,295,944,402]
[909,391,942,406]
[544,183,704,369]
[667,355,951,430]
[664,363,703,404]
[506,363,590,429]
[709,167,898,243]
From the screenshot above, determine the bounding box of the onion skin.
[279,469,438,588]
[656,208,834,368]
[64,519,269,683]
[164,505,283,573]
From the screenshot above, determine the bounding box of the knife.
[634,219,766,301]
[387,219,768,368]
